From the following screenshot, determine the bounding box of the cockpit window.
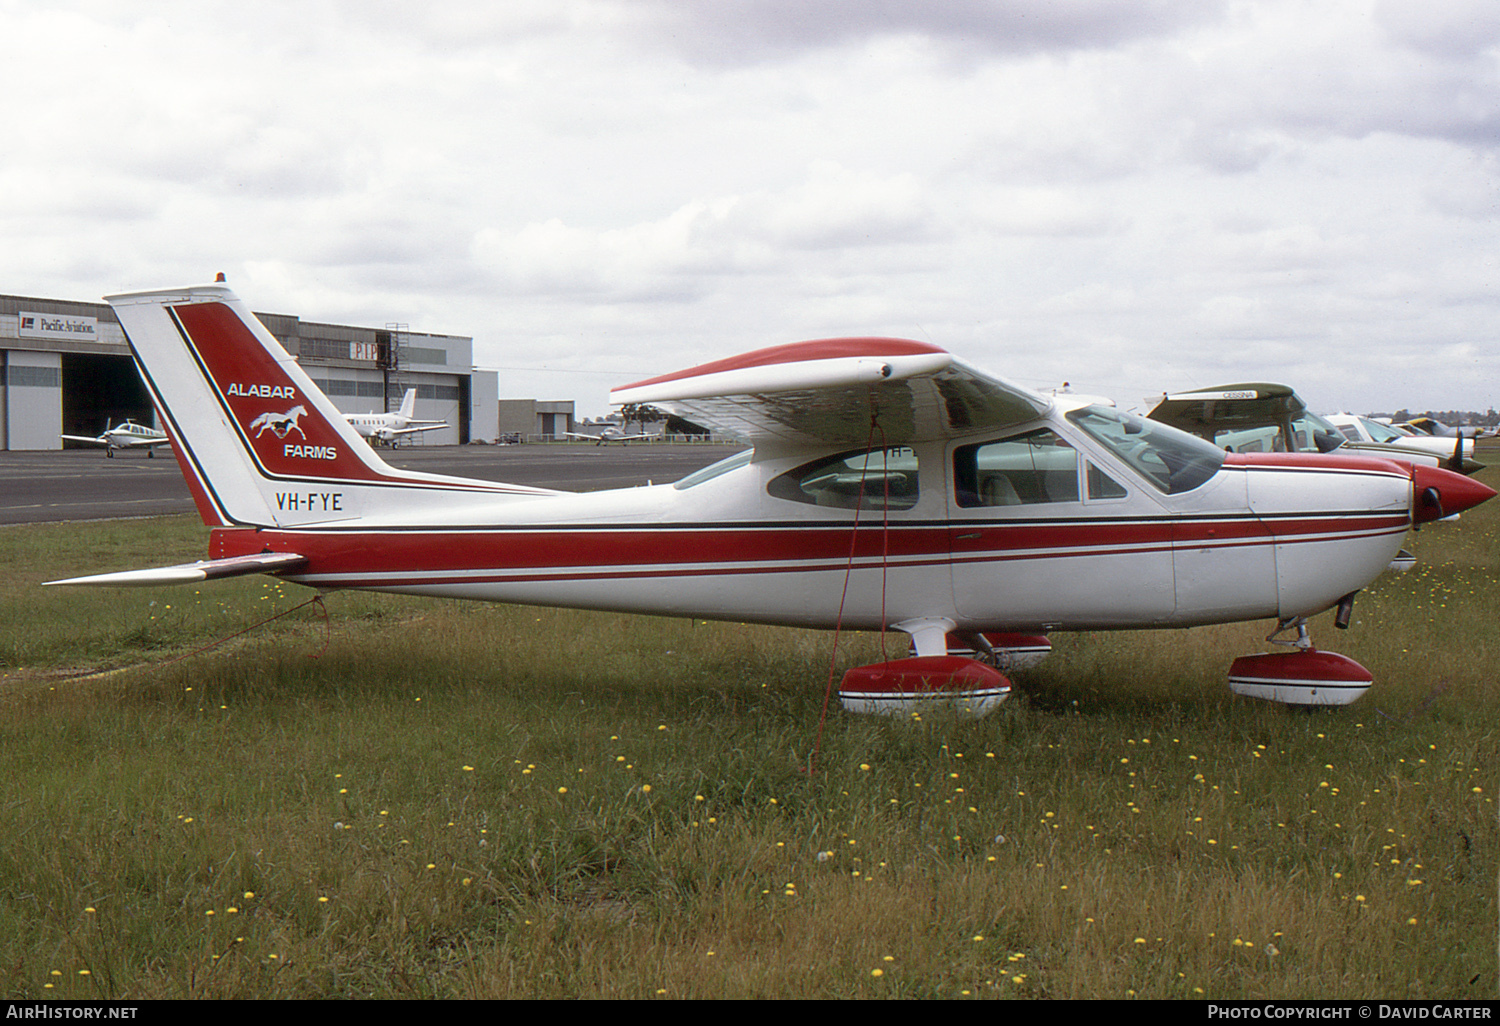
[1088,462,1128,500]
[1067,405,1224,494]
[955,429,1079,507]
[1298,412,1347,453]
[768,446,920,510]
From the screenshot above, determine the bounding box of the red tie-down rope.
[156,589,331,670]
[57,589,332,687]
[809,407,893,774]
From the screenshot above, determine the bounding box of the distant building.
[0,291,498,449]
[498,399,575,439]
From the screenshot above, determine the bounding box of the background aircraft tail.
[109,283,551,528]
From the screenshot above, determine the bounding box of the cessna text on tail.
[46,283,1495,714]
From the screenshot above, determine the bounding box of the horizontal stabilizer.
[44,552,306,588]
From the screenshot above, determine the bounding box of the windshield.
[1067,405,1224,494]
[1359,417,1409,443]
[1299,412,1347,453]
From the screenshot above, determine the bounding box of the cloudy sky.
[4,0,1497,417]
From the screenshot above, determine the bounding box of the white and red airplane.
[61,419,172,457]
[46,283,1495,712]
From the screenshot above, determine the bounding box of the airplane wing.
[44,552,307,588]
[610,338,1051,447]
[388,424,448,437]
[60,431,171,448]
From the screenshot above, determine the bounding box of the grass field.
[0,450,1495,999]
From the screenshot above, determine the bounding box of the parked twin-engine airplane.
[60,419,172,457]
[46,283,1495,712]
[343,388,448,445]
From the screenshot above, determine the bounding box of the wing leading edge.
[611,338,1051,447]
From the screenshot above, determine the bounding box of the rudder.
[109,283,545,530]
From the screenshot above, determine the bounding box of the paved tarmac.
[0,442,745,525]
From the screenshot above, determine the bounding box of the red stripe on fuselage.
[211,511,1409,583]
[213,523,951,573]
[1252,513,1410,538]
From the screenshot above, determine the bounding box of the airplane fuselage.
[103,422,163,445]
[343,389,447,444]
[55,285,1496,710]
[60,419,169,456]
[206,412,1415,635]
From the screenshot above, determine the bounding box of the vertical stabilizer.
[108,284,553,529]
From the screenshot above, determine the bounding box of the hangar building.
[498,399,576,439]
[0,292,498,450]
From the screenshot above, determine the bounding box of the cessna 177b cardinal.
[46,283,1495,713]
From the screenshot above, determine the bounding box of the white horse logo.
[248,405,309,440]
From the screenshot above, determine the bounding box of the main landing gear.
[835,603,1377,714]
[1228,600,1372,707]
[836,618,1052,717]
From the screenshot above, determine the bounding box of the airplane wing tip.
[45,568,208,587]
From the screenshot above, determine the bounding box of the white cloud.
[1375,0,1500,59]
[629,0,1229,65]
[0,0,1494,417]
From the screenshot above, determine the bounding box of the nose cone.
[1411,465,1497,523]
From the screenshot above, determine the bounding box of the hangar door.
[61,354,153,442]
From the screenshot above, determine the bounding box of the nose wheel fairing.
[1227,612,1373,706]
